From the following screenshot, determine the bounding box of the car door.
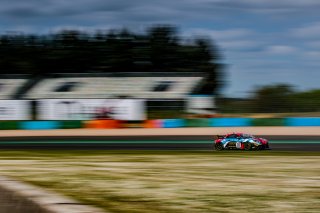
[225,134,239,148]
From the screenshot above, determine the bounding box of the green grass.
[0,150,319,213]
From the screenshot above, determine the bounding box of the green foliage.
[252,84,294,113]
[218,84,320,113]
[290,89,320,112]
[0,26,223,93]
[216,97,254,113]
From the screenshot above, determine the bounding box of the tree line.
[218,84,320,113]
[0,26,223,94]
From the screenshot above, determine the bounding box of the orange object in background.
[84,120,120,129]
[144,120,154,128]
[143,119,162,128]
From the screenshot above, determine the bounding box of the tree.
[252,84,294,113]
[290,90,320,112]
[0,26,224,94]
[147,25,179,71]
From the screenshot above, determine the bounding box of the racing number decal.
[236,142,241,149]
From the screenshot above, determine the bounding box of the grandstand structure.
[1,72,206,100]
[0,72,216,119]
[0,75,28,99]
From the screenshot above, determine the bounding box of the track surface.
[0,135,320,151]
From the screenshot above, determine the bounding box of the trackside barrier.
[162,119,185,128]
[84,120,121,129]
[210,118,252,127]
[0,121,20,130]
[20,121,60,130]
[251,118,285,126]
[60,120,83,129]
[2,117,320,130]
[285,117,320,126]
[144,120,162,128]
[185,119,211,127]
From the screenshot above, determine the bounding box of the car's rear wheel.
[244,142,252,151]
[215,143,224,151]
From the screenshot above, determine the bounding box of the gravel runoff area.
[1,127,320,137]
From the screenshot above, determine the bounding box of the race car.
[214,133,270,151]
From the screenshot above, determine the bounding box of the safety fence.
[1,117,320,130]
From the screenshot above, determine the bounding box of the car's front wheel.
[215,143,224,151]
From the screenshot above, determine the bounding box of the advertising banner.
[0,100,31,120]
[37,99,146,121]
[186,95,216,115]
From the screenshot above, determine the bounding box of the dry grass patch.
[0,151,319,213]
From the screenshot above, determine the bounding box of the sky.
[1,0,320,98]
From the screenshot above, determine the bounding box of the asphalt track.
[0,135,320,151]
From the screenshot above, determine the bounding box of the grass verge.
[0,150,319,213]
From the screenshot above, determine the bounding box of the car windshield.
[242,134,253,138]
[226,134,238,138]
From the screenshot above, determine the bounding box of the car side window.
[226,134,238,138]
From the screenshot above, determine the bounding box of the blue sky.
[1,0,320,97]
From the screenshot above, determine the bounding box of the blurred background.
[1,0,320,125]
[1,3,319,213]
